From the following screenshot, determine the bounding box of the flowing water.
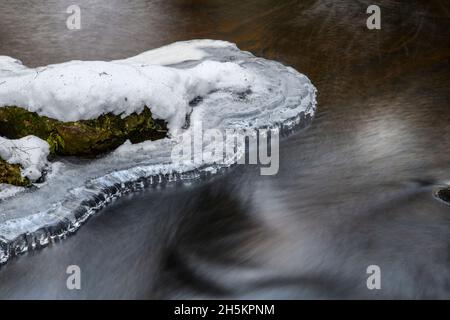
[0,0,449,299]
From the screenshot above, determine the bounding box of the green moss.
[0,159,30,187]
[47,131,65,154]
[0,106,168,156]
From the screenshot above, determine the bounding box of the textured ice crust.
[0,40,317,265]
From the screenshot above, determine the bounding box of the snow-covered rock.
[0,135,49,181]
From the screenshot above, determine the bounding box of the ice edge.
[0,108,315,266]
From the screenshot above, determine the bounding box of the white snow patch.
[0,135,49,181]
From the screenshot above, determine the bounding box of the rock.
[0,158,30,186]
[436,188,450,205]
[0,106,168,156]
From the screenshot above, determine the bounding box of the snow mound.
[0,135,49,181]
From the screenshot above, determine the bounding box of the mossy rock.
[0,158,30,186]
[0,106,168,156]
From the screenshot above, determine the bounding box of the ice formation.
[0,40,317,265]
[0,135,49,181]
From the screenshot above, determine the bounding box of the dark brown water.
[0,0,449,299]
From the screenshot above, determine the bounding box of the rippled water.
[0,0,449,299]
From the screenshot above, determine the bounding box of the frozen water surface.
[0,40,316,264]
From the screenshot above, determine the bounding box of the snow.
[0,40,254,132]
[0,135,49,181]
[120,39,233,66]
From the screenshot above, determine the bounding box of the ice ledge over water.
[0,40,317,265]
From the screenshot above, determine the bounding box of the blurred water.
[0,0,449,299]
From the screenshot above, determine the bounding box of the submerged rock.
[0,158,30,186]
[436,188,450,205]
[0,106,168,156]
